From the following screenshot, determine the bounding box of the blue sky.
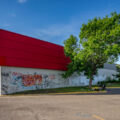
[1,0,120,44]
[0,0,120,63]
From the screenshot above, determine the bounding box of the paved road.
[107,88,120,94]
[0,94,120,120]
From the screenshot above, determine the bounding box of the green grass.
[10,82,120,95]
[106,83,120,87]
[94,82,120,88]
[12,86,94,95]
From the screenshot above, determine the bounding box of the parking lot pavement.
[0,95,120,120]
[107,88,120,94]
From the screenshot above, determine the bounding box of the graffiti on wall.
[12,72,42,86]
[1,70,70,94]
[23,74,42,86]
[1,67,117,95]
[2,71,58,91]
[1,72,11,94]
[1,72,9,77]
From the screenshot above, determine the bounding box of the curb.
[0,91,107,97]
[93,87,120,89]
[48,91,107,95]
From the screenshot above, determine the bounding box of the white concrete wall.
[0,66,1,95]
[1,66,68,94]
[68,68,117,86]
[1,66,117,94]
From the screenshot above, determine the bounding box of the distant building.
[0,29,117,94]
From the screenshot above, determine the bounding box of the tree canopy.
[63,12,120,88]
[114,64,120,80]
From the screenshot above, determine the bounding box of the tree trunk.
[89,77,93,89]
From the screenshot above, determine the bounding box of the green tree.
[63,12,120,88]
[114,64,120,80]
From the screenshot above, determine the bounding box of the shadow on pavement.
[76,88,120,95]
[55,88,120,95]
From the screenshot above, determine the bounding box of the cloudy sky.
[0,0,120,63]
[0,0,120,45]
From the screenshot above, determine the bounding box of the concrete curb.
[0,91,107,97]
[93,87,120,89]
[48,91,107,95]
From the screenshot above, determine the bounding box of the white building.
[0,29,117,95]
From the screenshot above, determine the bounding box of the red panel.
[0,38,66,58]
[0,56,6,65]
[6,57,67,70]
[0,29,70,70]
[0,47,68,64]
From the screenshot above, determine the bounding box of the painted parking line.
[49,91,107,95]
[93,87,120,89]
[92,114,104,120]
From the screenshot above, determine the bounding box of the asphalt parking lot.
[0,94,120,120]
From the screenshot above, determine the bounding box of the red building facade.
[0,29,70,71]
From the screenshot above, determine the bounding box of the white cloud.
[34,19,81,45]
[18,0,28,3]
[1,23,11,27]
